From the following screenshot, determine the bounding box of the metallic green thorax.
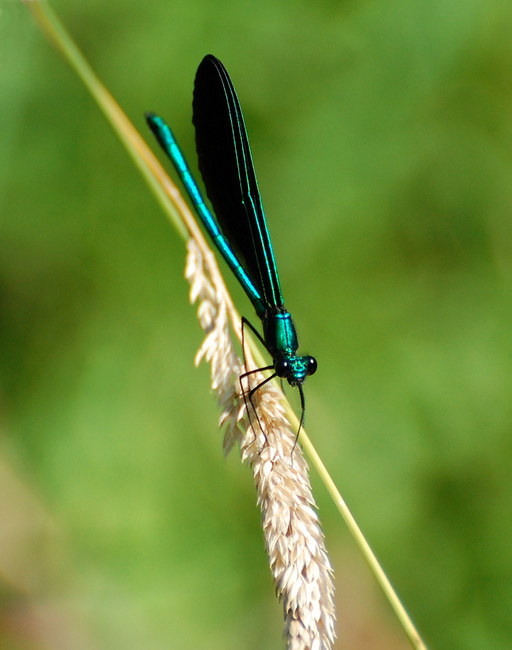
[262,310,315,386]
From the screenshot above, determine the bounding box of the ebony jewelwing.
[146,54,317,435]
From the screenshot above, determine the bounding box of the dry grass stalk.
[185,238,336,649]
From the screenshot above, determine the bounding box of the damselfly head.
[275,355,317,386]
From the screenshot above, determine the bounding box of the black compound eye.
[306,356,318,376]
[275,359,290,378]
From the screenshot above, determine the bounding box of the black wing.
[192,54,284,310]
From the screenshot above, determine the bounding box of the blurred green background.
[1,1,512,648]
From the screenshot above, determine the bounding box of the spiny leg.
[240,317,275,448]
[239,366,275,447]
[291,382,306,458]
